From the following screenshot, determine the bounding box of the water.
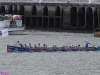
[0,30,100,75]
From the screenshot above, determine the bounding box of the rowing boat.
[0,14,25,35]
[7,45,100,52]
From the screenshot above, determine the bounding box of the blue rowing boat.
[7,45,100,52]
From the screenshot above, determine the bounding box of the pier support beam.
[98,8,100,31]
[85,7,93,30]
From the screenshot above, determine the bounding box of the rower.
[33,43,37,52]
[51,45,56,51]
[37,43,42,51]
[37,43,41,49]
[15,41,24,48]
[29,43,33,49]
[85,40,90,47]
[43,44,48,51]
[24,44,28,48]
[43,44,46,50]
[24,44,29,52]
[54,44,59,51]
[77,45,81,50]
[28,43,33,52]
[64,46,69,51]
[45,45,51,51]
[33,43,37,49]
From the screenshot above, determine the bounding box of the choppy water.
[0,30,100,75]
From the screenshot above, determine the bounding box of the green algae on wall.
[49,11,55,17]
[62,7,71,29]
[24,11,31,17]
[37,10,43,16]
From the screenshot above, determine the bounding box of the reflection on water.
[0,30,100,75]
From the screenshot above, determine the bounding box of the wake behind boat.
[7,45,100,52]
[0,14,25,35]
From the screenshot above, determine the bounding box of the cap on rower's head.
[86,40,88,41]
[62,44,64,46]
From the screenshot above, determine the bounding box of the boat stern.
[7,45,25,52]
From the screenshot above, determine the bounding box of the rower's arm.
[14,42,18,46]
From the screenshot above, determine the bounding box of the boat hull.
[7,45,100,52]
[0,27,25,35]
[0,16,25,35]
[7,30,24,35]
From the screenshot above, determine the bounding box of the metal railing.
[68,0,91,4]
[41,0,68,3]
[0,0,39,3]
[91,0,100,4]
[0,0,100,5]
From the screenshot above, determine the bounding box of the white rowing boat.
[0,14,25,35]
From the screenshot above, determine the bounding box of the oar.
[90,43,95,46]
[90,43,98,48]
[14,42,18,46]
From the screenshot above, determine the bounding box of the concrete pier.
[0,1,100,31]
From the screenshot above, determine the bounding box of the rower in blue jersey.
[16,41,24,48]
[85,40,90,47]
